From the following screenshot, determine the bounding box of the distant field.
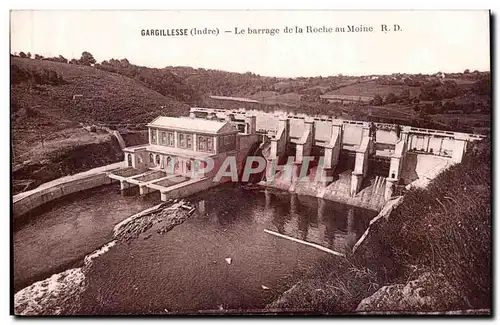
[249,90,280,101]
[326,81,421,97]
[443,78,476,85]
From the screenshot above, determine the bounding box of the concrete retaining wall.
[13,163,123,220]
[160,177,217,201]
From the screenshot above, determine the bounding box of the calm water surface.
[14,183,377,312]
[78,185,377,314]
[13,185,160,292]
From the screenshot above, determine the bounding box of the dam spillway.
[109,107,485,211]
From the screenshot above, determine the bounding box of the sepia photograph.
[10,9,492,316]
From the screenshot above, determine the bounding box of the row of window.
[150,129,215,152]
[148,153,196,172]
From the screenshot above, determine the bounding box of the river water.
[13,184,377,314]
[13,185,160,292]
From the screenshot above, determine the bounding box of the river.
[13,185,160,292]
[13,183,377,314]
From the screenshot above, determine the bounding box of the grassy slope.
[12,57,189,124]
[12,58,190,161]
[380,139,491,308]
[11,58,191,190]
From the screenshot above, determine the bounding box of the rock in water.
[355,272,467,312]
[261,285,270,290]
[225,258,232,265]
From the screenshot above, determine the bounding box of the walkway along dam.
[106,107,485,212]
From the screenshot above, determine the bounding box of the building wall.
[217,134,237,153]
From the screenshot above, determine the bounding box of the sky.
[10,10,490,77]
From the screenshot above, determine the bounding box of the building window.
[178,133,186,148]
[198,136,206,151]
[167,132,174,146]
[186,160,192,171]
[160,131,167,145]
[186,134,192,149]
[127,154,132,167]
[156,154,161,165]
[207,137,213,152]
[149,153,154,164]
[197,136,214,152]
[150,129,157,144]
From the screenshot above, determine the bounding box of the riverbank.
[267,139,491,314]
[14,199,195,316]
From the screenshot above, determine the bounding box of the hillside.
[11,57,191,192]
[12,57,190,154]
[164,66,279,97]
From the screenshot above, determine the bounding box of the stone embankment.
[13,162,123,220]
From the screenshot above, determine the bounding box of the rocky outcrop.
[113,200,195,242]
[355,272,468,313]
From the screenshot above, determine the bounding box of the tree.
[19,52,27,58]
[433,100,443,114]
[472,75,490,95]
[372,94,383,105]
[58,55,68,63]
[385,92,398,104]
[26,52,31,58]
[399,89,411,104]
[79,51,96,66]
[69,58,79,64]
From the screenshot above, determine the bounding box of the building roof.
[147,116,238,134]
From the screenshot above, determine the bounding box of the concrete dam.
[107,107,485,211]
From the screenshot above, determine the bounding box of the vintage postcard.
[10,10,491,316]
